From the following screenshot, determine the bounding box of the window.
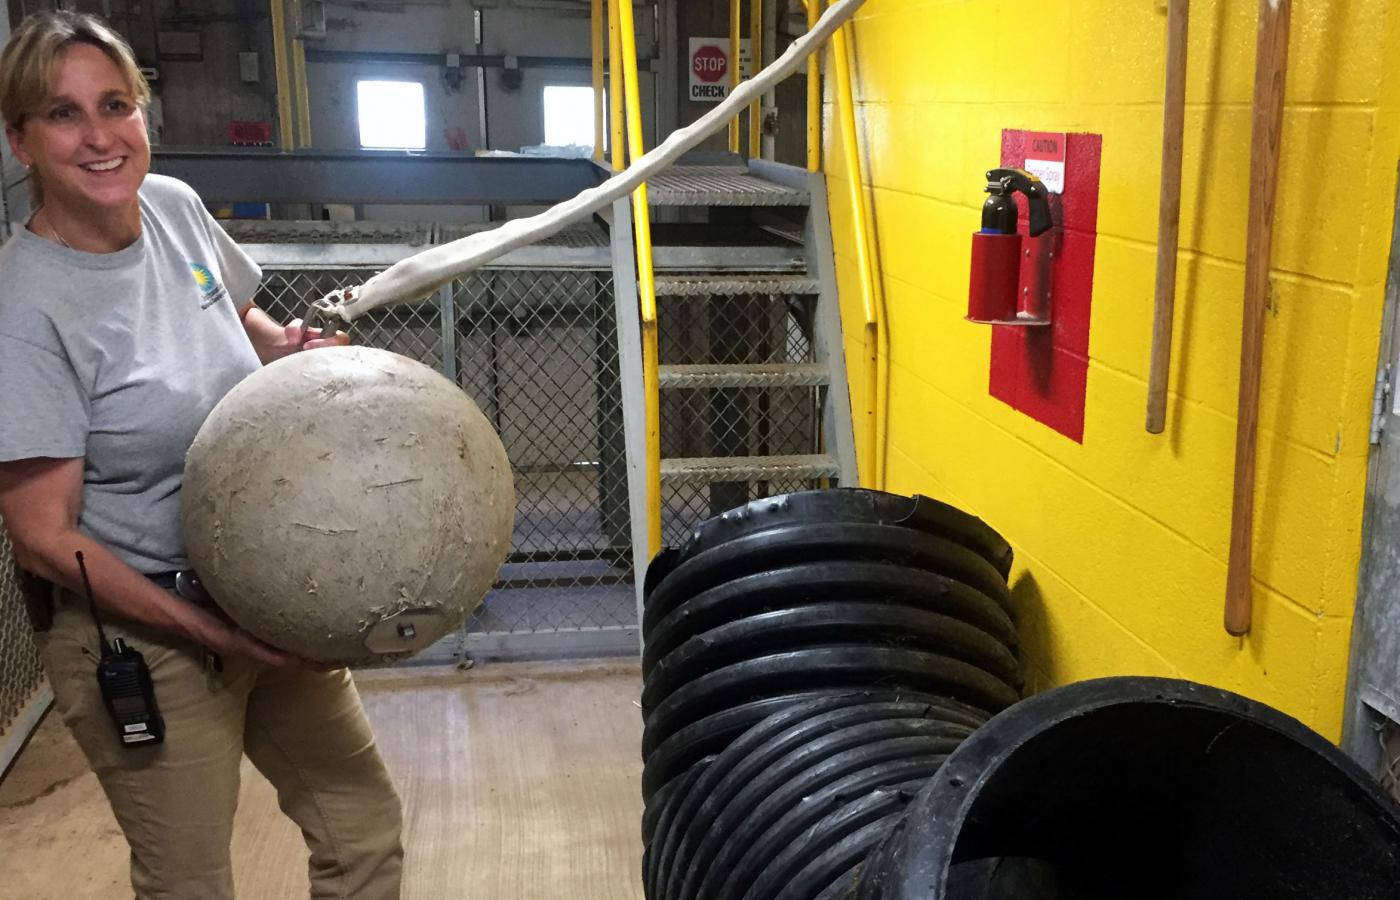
[542,85,599,148]
[356,80,426,150]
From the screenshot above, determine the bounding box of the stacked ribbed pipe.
[639,489,1022,900]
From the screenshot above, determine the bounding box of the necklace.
[44,212,73,250]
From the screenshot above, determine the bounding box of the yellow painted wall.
[824,0,1400,738]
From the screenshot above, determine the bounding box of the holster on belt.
[15,564,55,633]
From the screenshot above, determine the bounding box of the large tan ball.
[181,346,514,665]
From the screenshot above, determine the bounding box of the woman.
[0,12,404,899]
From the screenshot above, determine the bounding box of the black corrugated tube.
[641,489,1022,898]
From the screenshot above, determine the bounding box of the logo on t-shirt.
[189,263,229,310]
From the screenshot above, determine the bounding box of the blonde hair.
[0,11,150,206]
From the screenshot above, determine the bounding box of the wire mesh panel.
[0,526,46,764]
[252,260,634,647]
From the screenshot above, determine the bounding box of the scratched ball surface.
[181,346,514,665]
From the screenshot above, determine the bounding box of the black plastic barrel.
[849,677,1400,900]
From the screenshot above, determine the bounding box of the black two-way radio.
[75,552,165,747]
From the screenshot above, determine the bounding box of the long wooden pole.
[1225,0,1290,637]
[1145,0,1189,434]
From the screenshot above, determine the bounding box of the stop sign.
[692,44,728,83]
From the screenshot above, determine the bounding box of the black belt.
[149,570,214,605]
[18,567,213,633]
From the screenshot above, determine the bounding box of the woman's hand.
[285,320,352,352]
[199,615,331,671]
[239,302,350,364]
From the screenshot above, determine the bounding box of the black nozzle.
[982,167,1054,238]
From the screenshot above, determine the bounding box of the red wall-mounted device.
[967,167,1055,326]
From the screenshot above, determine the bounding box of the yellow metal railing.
[608,0,625,170]
[729,0,743,153]
[806,0,821,172]
[749,0,763,157]
[292,37,312,147]
[613,0,663,556]
[826,4,886,489]
[270,0,295,149]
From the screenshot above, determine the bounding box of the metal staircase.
[608,155,859,610]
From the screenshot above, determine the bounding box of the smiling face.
[5,42,149,221]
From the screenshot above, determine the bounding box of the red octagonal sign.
[693,44,728,83]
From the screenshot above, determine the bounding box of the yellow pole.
[749,0,763,158]
[617,0,663,555]
[805,0,820,172]
[592,0,606,162]
[292,38,312,148]
[831,20,887,489]
[729,0,742,153]
[609,0,625,170]
[269,0,295,149]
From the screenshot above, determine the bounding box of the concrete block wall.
[824,0,1400,738]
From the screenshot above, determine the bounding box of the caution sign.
[1023,131,1067,194]
[689,38,752,103]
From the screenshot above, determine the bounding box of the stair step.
[660,454,840,484]
[654,274,820,297]
[646,166,810,207]
[657,363,829,390]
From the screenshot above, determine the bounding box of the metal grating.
[437,222,609,247]
[0,525,46,767]
[654,274,820,297]
[645,166,810,207]
[657,362,828,390]
[253,261,633,640]
[223,220,434,245]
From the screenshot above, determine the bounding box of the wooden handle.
[1146,0,1190,434]
[1226,0,1291,636]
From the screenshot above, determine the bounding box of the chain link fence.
[657,291,827,546]
[249,229,635,651]
[0,526,46,773]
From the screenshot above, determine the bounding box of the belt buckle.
[173,571,209,604]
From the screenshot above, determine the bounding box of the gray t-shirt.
[0,174,263,573]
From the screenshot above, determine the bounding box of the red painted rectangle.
[989,130,1102,443]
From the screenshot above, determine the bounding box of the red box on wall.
[988,130,1103,444]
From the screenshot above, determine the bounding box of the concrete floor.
[0,659,645,899]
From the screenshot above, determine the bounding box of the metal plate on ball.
[362,608,451,655]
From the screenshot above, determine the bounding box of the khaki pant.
[38,590,404,900]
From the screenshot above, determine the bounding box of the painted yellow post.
[749,0,763,158]
[729,0,742,153]
[831,20,887,489]
[805,0,820,172]
[269,0,295,150]
[592,0,606,162]
[292,38,312,147]
[617,0,663,555]
[609,0,625,170]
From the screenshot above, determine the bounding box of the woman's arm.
[0,456,303,668]
[238,301,349,364]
